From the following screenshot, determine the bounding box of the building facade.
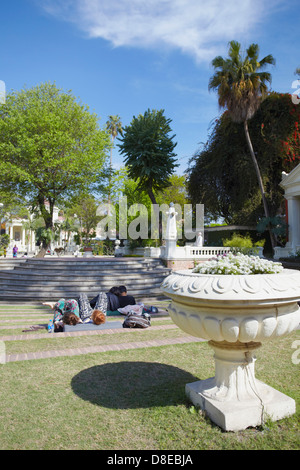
[274,163,300,259]
[0,203,75,256]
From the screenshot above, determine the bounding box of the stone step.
[1,266,167,275]
[0,283,162,293]
[13,261,159,269]
[0,278,163,290]
[0,260,27,270]
[0,288,164,301]
[0,269,169,282]
[0,273,168,283]
[0,257,171,302]
[0,266,168,275]
[7,256,160,264]
[0,266,169,276]
[0,259,169,274]
[0,258,167,269]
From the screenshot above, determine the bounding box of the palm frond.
[246,43,259,60]
[209,41,275,121]
[259,54,276,69]
[228,40,241,61]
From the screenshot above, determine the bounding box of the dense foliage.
[0,82,110,254]
[187,93,300,225]
[118,109,178,205]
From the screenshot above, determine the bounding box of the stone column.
[286,196,300,251]
[22,226,26,248]
[9,225,13,249]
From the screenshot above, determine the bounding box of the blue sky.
[1,0,299,175]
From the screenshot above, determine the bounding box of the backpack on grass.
[123,311,151,329]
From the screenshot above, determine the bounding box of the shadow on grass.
[71,361,198,409]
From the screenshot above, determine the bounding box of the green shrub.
[223,234,253,248]
[223,233,265,255]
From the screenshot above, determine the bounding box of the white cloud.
[39,0,280,63]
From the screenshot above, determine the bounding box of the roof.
[280,163,300,197]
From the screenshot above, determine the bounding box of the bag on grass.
[123,311,151,329]
[143,306,158,314]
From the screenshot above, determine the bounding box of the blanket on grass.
[63,321,123,332]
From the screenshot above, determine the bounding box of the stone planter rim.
[161,268,300,304]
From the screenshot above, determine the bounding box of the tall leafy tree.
[118,109,178,241]
[156,174,190,208]
[118,109,178,205]
[187,92,300,244]
[0,82,110,256]
[208,41,276,248]
[187,113,266,225]
[68,195,102,245]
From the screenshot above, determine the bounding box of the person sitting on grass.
[89,287,120,313]
[118,285,136,308]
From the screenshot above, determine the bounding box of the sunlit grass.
[0,302,299,450]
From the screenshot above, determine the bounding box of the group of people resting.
[43,285,136,332]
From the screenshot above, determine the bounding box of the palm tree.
[106,115,123,205]
[209,40,276,249]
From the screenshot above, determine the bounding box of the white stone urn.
[161,268,300,431]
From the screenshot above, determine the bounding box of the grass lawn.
[0,310,299,450]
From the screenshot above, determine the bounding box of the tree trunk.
[108,146,112,206]
[147,187,157,206]
[108,135,115,209]
[35,247,47,258]
[147,187,163,242]
[35,195,54,258]
[243,120,276,250]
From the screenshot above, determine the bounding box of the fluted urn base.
[186,340,296,431]
[161,268,300,431]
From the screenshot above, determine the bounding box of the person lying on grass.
[43,298,106,332]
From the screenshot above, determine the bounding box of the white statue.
[165,203,178,240]
[194,231,203,247]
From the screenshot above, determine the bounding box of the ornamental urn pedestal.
[161,269,300,431]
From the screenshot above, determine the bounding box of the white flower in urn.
[192,252,283,275]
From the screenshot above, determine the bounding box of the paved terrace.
[0,303,205,363]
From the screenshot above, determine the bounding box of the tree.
[187,92,300,244]
[115,174,153,246]
[67,195,102,245]
[118,109,178,241]
[187,113,262,225]
[0,82,110,256]
[208,41,276,249]
[118,109,178,206]
[155,174,190,208]
[106,115,123,204]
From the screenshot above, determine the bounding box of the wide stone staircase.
[0,257,172,302]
